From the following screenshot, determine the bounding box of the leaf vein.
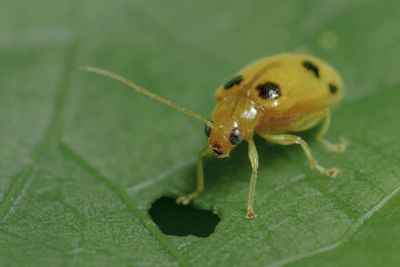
[266,184,400,267]
[0,43,79,225]
[59,141,190,267]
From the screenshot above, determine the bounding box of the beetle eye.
[229,127,242,145]
[205,124,211,137]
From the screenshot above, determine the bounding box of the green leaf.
[1,0,400,266]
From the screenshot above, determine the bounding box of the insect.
[81,53,348,219]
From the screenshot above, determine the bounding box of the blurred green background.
[1,0,400,266]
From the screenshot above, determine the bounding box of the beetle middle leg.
[316,109,348,153]
[176,146,211,205]
[261,133,339,177]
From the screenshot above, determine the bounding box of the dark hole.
[149,197,220,237]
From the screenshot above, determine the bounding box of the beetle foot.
[246,207,257,219]
[176,192,199,205]
[321,137,349,153]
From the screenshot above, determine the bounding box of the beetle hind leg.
[316,109,348,153]
[261,133,339,178]
[319,137,349,153]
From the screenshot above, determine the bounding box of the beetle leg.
[262,134,339,177]
[176,146,211,205]
[316,108,348,153]
[246,138,259,219]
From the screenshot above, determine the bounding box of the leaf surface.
[1,0,399,266]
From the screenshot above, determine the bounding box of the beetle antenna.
[80,65,213,127]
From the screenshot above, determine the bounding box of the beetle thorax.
[208,97,262,157]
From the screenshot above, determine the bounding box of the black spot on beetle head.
[256,82,281,100]
[302,60,320,78]
[224,75,243,89]
[328,83,338,94]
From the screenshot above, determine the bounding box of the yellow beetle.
[81,53,348,219]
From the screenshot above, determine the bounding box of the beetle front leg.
[246,138,259,219]
[176,146,211,205]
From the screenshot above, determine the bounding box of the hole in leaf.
[149,197,220,237]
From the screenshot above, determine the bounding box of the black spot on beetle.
[224,75,243,89]
[328,83,338,94]
[256,82,281,100]
[302,60,320,78]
